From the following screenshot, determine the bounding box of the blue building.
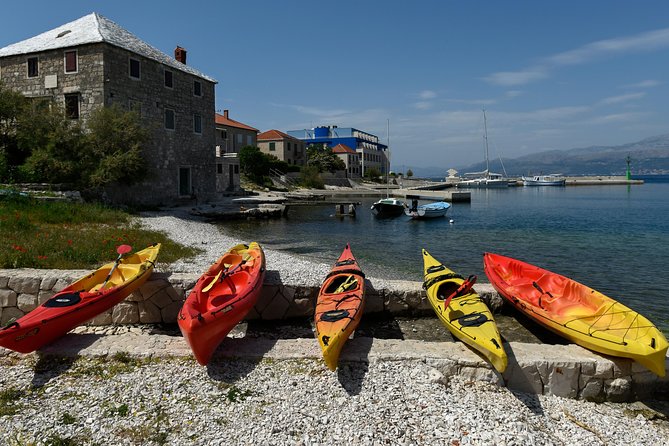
[287,126,389,176]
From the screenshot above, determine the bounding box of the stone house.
[332,143,361,178]
[215,110,258,192]
[0,13,218,205]
[257,130,306,166]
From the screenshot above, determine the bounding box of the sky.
[2,1,669,171]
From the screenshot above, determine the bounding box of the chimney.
[223,110,229,119]
[174,46,187,64]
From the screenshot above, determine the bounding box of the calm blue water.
[222,176,669,332]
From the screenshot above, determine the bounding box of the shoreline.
[1,210,668,444]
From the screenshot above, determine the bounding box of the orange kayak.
[484,252,668,376]
[315,244,365,370]
[0,244,160,353]
[178,243,265,365]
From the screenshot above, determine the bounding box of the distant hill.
[410,134,669,177]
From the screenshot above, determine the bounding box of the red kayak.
[0,244,160,353]
[178,242,265,365]
[314,244,366,370]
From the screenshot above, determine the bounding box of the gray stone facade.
[0,17,218,206]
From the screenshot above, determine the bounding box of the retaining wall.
[1,268,667,402]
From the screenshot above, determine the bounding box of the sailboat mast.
[483,108,490,178]
[386,118,390,198]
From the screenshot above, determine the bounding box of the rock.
[16,293,38,312]
[0,307,24,325]
[0,289,18,307]
[138,301,162,324]
[8,276,40,294]
[112,301,140,324]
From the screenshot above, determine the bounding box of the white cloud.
[413,101,432,110]
[486,27,669,86]
[419,90,437,99]
[599,92,646,105]
[624,79,661,89]
[586,112,646,125]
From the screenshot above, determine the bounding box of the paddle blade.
[117,244,132,255]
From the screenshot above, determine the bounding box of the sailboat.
[457,109,509,189]
[371,120,406,217]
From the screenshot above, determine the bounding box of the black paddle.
[101,244,132,289]
[532,281,553,308]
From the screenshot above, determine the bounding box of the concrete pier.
[1,268,667,401]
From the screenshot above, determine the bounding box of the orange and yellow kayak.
[315,244,365,370]
[178,243,265,365]
[484,252,668,376]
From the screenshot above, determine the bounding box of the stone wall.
[2,269,493,326]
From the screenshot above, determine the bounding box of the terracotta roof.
[332,144,357,154]
[215,113,258,132]
[0,13,216,83]
[258,130,301,142]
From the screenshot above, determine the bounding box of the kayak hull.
[178,243,265,365]
[484,252,669,377]
[0,244,161,353]
[315,244,365,370]
[423,250,507,372]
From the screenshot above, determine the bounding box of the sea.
[221,175,669,333]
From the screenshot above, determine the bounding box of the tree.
[299,165,324,189]
[306,144,345,172]
[0,82,29,181]
[239,146,269,183]
[84,104,148,188]
[365,166,382,182]
[406,169,414,178]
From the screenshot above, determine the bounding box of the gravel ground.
[1,355,668,446]
[2,211,668,445]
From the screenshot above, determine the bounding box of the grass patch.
[116,404,172,445]
[106,403,129,417]
[61,412,77,425]
[225,386,254,403]
[0,387,25,416]
[69,355,154,380]
[0,195,200,269]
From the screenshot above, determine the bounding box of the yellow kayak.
[423,249,507,373]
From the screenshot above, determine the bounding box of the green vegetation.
[299,165,325,189]
[60,412,77,425]
[106,403,130,417]
[238,145,299,187]
[0,387,24,416]
[69,355,156,380]
[306,144,345,173]
[1,83,148,192]
[365,166,383,182]
[0,195,199,269]
[225,386,254,403]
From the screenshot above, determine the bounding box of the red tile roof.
[332,143,357,154]
[257,129,301,142]
[215,112,258,132]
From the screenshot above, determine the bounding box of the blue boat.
[405,200,451,219]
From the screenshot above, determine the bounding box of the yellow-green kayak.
[423,249,507,373]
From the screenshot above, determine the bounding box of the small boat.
[370,197,406,217]
[178,243,266,365]
[405,200,451,219]
[483,252,669,376]
[315,244,366,370]
[422,250,507,372]
[522,174,566,186]
[0,244,160,353]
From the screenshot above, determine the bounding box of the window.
[234,165,239,174]
[64,94,79,119]
[64,50,77,73]
[246,134,253,145]
[193,80,202,97]
[217,164,223,174]
[193,114,202,134]
[236,134,242,144]
[286,142,291,152]
[269,142,276,151]
[27,57,38,78]
[221,129,227,139]
[129,58,140,79]
[164,70,173,88]
[164,108,175,130]
[178,167,191,196]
